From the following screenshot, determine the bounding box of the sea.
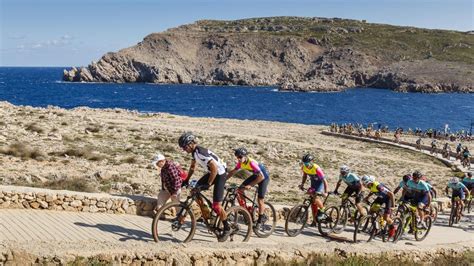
[0,67,473,132]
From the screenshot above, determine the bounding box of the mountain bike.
[462,157,471,168]
[285,191,339,237]
[353,201,402,243]
[151,180,252,243]
[225,184,276,238]
[396,201,432,241]
[332,192,368,234]
[464,194,472,214]
[448,196,463,226]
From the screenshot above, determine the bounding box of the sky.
[1,0,473,66]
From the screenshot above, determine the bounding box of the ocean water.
[0,67,473,131]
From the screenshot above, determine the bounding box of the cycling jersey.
[339,172,360,185]
[463,151,471,158]
[367,181,390,198]
[398,180,409,189]
[448,182,467,192]
[192,146,227,175]
[302,163,325,181]
[234,157,269,180]
[406,180,431,193]
[462,177,474,184]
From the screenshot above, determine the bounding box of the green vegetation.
[196,17,474,64]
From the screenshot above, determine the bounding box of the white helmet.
[151,153,166,166]
[449,177,459,184]
[340,165,350,174]
[362,175,375,185]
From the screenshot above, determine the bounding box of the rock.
[89,205,99,213]
[70,200,82,208]
[30,202,40,209]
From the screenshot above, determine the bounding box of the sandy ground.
[0,101,462,204]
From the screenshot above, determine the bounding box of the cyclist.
[430,139,437,154]
[456,143,463,159]
[445,177,470,216]
[298,153,329,223]
[334,165,365,216]
[462,147,471,166]
[178,132,231,242]
[416,138,422,150]
[442,143,451,158]
[393,174,411,196]
[226,147,270,227]
[361,175,396,237]
[406,171,432,228]
[462,172,474,197]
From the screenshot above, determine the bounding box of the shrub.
[25,123,44,134]
[0,142,46,161]
[43,178,96,193]
[121,156,137,164]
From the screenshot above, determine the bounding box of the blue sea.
[0,67,473,131]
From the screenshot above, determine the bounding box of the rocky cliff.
[64,17,474,93]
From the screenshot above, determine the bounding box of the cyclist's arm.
[187,159,196,180]
[248,172,264,187]
[394,186,401,195]
[444,186,449,195]
[226,168,238,180]
[463,187,470,197]
[427,191,432,206]
[387,191,395,207]
[207,160,218,186]
[323,178,329,194]
[334,180,342,193]
[300,173,308,188]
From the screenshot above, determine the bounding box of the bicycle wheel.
[467,199,472,214]
[152,202,196,243]
[285,204,309,237]
[225,206,252,242]
[353,215,374,243]
[332,207,348,234]
[317,206,339,236]
[253,202,277,238]
[415,216,432,241]
[382,217,403,243]
[448,202,457,227]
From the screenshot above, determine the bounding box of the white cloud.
[18,35,75,50]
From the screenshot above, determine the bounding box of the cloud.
[16,35,75,50]
[8,34,27,40]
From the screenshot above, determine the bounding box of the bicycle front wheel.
[448,202,457,227]
[226,206,252,242]
[382,217,403,243]
[332,207,348,234]
[285,204,309,237]
[152,202,196,243]
[415,216,432,241]
[252,202,277,238]
[353,215,374,243]
[317,206,339,236]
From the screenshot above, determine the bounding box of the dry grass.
[0,142,46,161]
[25,123,44,134]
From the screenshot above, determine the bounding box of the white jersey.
[192,146,227,175]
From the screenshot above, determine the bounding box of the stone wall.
[0,185,157,216]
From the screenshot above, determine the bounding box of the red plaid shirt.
[160,160,182,194]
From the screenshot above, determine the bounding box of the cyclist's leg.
[196,173,211,217]
[256,177,269,217]
[239,174,257,207]
[312,179,325,212]
[352,184,365,215]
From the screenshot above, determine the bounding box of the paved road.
[0,209,472,248]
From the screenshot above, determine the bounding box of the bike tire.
[317,206,339,236]
[414,216,432,241]
[382,217,403,243]
[152,202,196,243]
[252,202,277,238]
[448,202,457,227]
[353,215,374,243]
[467,199,472,214]
[285,204,309,237]
[332,207,348,234]
[225,206,253,242]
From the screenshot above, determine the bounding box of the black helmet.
[302,153,314,163]
[234,147,248,157]
[403,174,411,182]
[412,170,422,179]
[178,132,195,148]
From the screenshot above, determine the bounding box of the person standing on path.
[152,153,187,212]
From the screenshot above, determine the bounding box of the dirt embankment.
[64,17,474,93]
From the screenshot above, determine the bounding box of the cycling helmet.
[468,172,472,178]
[234,147,248,157]
[361,175,375,185]
[340,165,350,174]
[412,170,422,179]
[402,174,411,182]
[178,132,195,148]
[449,177,459,184]
[302,153,314,163]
